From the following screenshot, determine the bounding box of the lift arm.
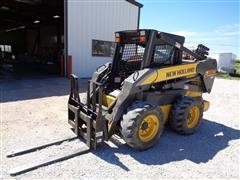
[159,33,208,60]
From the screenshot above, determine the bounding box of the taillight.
[139,31,146,43]
[115,33,120,43]
[205,69,217,77]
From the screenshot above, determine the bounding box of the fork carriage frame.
[68,74,108,150]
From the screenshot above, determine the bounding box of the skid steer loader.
[68,29,217,150]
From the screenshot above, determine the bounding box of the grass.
[217,60,240,80]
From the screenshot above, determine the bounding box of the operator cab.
[111,30,185,81]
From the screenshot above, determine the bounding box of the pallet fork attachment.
[68,74,108,150]
[7,137,90,176]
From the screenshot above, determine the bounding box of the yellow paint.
[186,106,200,128]
[138,114,160,142]
[143,63,198,85]
[186,74,197,78]
[185,91,202,97]
[160,105,172,123]
[203,100,210,112]
[102,94,116,107]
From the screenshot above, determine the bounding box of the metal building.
[212,53,237,73]
[0,0,142,79]
[66,0,143,78]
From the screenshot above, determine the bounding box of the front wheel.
[120,102,164,150]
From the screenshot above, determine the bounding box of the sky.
[138,0,240,58]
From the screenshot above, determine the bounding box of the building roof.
[126,0,143,8]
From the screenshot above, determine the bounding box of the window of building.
[92,40,116,57]
[0,45,12,53]
[0,45,4,52]
[5,45,12,53]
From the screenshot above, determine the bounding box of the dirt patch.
[1,77,240,179]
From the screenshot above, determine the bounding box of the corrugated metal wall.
[68,0,139,77]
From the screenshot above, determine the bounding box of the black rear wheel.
[169,97,203,134]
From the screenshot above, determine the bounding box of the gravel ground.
[1,77,240,179]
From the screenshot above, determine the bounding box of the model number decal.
[166,67,195,78]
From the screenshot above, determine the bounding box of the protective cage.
[121,44,145,62]
[119,44,145,77]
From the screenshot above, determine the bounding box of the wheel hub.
[187,106,200,128]
[141,122,149,130]
[138,114,160,142]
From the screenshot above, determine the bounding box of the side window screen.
[153,45,174,64]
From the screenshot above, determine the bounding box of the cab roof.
[116,29,185,45]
